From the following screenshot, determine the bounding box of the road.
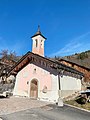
[0,104,90,120]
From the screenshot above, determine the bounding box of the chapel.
[9,26,83,102]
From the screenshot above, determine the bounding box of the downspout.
[58,70,63,106]
[58,72,61,90]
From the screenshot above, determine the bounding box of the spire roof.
[31,25,46,39]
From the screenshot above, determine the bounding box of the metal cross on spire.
[38,25,40,32]
[31,25,46,39]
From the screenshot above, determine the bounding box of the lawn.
[65,100,90,110]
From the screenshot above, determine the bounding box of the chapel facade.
[9,27,84,102]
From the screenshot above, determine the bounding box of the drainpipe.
[80,76,84,91]
[58,73,61,90]
[58,71,63,107]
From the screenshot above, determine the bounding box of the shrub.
[76,97,87,104]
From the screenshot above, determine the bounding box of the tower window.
[41,40,43,48]
[35,39,38,47]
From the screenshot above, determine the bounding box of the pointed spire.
[38,25,40,32]
[36,25,41,34]
[31,25,46,39]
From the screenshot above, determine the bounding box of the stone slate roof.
[8,51,84,77]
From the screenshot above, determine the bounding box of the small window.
[35,39,38,47]
[41,40,43,48]
[33,68,36,74]
[27,81,29,84]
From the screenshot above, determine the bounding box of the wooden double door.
[30,79,38,99]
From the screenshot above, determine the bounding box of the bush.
[76,97,87,104]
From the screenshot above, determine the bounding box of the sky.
[0,0,90,57]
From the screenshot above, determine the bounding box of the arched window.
[35,39,38,47]
[41,40,43,48]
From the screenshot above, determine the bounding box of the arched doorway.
[30,79,38,99]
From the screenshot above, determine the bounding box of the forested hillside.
[54,50,90,68]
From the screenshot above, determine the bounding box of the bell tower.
[31,26,46,57]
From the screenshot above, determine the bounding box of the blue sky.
[0,0,90,57]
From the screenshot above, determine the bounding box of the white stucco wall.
[60,75,81,98]
[60,75,81,90]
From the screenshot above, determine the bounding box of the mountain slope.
[54,50,90,68]
[64,50,90,68]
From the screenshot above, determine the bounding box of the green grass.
[65,100,90,110]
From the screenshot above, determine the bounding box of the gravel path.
[0,96,50,115]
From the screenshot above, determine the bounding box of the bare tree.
[9,51,16,60]
[0,50,8,58]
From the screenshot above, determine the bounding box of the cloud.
[50,31,90,57]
